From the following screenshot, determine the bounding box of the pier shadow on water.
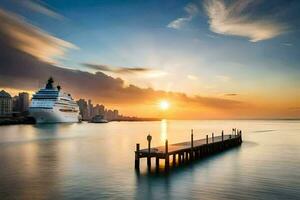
[134,145,243,199]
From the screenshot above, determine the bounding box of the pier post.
[212,133,214,143]
[240,130,242,142]
[173,154,176,166]
[156,157,159,169]
[222,130,224,142]
[206,135,209,155]
[165,140,169,170]
[191,129,194,160]
[135,143,140,170]
[147,134,152,169]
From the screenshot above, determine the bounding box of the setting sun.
[159,100,170,110]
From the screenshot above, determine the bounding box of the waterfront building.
[113,109,119,120]
[88,99,93,120]
[12,95,19,112]
[99,104,105,116]
[76,98,122,121]
[77,99,89,120]
[18,92,29,112]
[105,109,114,121]
[0,90,12,116]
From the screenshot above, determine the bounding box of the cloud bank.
[204,0,288,42]
[0,8,76,63]
[167,3,198,30]
[0,30,243,111]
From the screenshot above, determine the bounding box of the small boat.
[90,115,108,123]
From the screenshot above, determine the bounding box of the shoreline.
[1,118,299,126]
[0,116,36,126]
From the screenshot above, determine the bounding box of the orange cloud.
[0,8,77,63]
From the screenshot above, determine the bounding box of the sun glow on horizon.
[159,100,170,111]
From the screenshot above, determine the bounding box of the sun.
[159,100,170,110]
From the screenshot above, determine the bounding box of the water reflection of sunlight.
[160,119,168,143]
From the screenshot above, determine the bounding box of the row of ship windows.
[55,102,77,106]
[32,97,73,102]
[36,92,58,94]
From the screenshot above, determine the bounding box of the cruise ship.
[29,78,80,123]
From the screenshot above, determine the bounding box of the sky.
[0,0,299,119]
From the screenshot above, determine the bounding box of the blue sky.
[0,0,299,118]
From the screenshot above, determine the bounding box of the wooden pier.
[135,129,242,171]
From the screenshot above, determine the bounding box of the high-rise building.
[105,109,114,121]
[0,90,12,116]
[18,92,29,112]
[12,95,19,112]
[90,104,105,119]
[77,99,89,120]
[87,99,93,119]
[113,109,119,119]
[92,104,101,117]
[77,98,122,121]
[99,104,105,116]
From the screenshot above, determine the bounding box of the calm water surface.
[0,120,299,199]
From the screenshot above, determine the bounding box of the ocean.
[0,120,299,199]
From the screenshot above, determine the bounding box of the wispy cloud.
[167,3,198,30]
[204,0,288,42]
[282,43,293,47]
[22,0,64,20]
[0,8,77,63]
[288,107,300,111]
[83,63,167,77]
[224,93,238,96]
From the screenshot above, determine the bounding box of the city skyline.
[0,88,147,122]
[0,0,299,119]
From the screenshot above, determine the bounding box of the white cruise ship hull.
[30,108,79,123]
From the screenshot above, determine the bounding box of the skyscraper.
[0,90,12,116]
[88,99,93,120]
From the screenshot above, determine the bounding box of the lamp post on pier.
[147,134,152,169]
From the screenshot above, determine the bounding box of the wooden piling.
[222,130,224,142]
[173,154,176,166]
[165,140,169,170]
[191,129,194,160]
[135,143,140,170]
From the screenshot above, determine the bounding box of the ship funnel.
[46,77,54,89]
